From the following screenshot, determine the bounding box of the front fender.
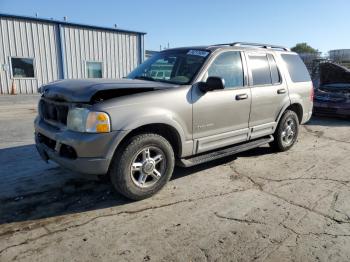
[112,108,188,138]
[105,107,193,159]
[93,86,193,158]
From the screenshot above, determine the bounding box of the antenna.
[63,16,68,22]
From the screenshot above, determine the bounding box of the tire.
[109,133,175,200]
[270,110,299,152]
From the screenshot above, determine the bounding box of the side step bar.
[178,135,274,167]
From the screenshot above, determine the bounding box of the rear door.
[192,51,251,153]
[245,52,290,139]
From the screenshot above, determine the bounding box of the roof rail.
[212,42,291,51]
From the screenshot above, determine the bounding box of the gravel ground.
[0,95,350,262]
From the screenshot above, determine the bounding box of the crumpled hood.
[41,79,177,102]
[320,62,350,86]
[315,84,350,103]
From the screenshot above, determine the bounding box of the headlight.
[67,108,111,133]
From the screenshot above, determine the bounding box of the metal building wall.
[0,14,145,94]
[60,25,142,79]
[0,17,61,94]
[329,49,350,62]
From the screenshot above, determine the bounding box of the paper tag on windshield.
[187,50,209,57]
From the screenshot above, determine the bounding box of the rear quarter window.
[281,54,311,82]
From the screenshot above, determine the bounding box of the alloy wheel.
[281,118,297,146]
[130,146,166,188]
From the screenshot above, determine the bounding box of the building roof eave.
[0,13,147,35]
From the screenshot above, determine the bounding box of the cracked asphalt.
[0,95,350,262]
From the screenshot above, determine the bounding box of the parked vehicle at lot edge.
[313,62,350,117]
[35,42,313,200]
[314,83,350,117]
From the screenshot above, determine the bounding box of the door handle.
[277,88,286,94]
[235,93,248,100]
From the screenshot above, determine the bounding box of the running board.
[178,135,274,167]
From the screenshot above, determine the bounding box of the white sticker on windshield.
[187,50,209,57]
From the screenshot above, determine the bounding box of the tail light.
[310,84,314,102]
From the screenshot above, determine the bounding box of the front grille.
[39,98,69,126]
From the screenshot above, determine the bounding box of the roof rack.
[212,42,290,51]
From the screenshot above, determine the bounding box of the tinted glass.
[87,62,103,78]
[281,54,311,82]
[128,49,210,84]
[11,58,34,78]
[207,51,244,88]
[267,54,281,84]
[249,55,272,86]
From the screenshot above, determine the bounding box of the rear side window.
[267,54,281,84]
[249,55,271,86]
[281,54,311,82]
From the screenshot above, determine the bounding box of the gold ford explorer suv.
[35,42,313,200]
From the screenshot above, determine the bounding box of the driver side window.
[206,51,244,89]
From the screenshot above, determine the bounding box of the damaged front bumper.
[34,117,127,175]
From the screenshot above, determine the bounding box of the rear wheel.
[109,133,175,200]
[270,110,299,152]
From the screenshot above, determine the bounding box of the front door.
[192,51,251,153]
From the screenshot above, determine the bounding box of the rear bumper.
[34,117,127,175]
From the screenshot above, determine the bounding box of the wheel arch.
[276,103,303,124]
[287,103,303,123]
[115,123,183,159]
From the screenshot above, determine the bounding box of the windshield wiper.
[134,76,155,81]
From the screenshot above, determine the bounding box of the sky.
[1,0,349,54]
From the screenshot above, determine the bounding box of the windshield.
[127,49,210,85]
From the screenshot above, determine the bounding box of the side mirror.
[199,77,225,92]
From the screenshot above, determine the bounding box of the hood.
[41,79,178,103]
[320,62,350,86]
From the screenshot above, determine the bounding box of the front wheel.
[270,110,299,152]
[109,133,175,200]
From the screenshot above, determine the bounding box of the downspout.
[138,34,144,64]
[56,23,66,79]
